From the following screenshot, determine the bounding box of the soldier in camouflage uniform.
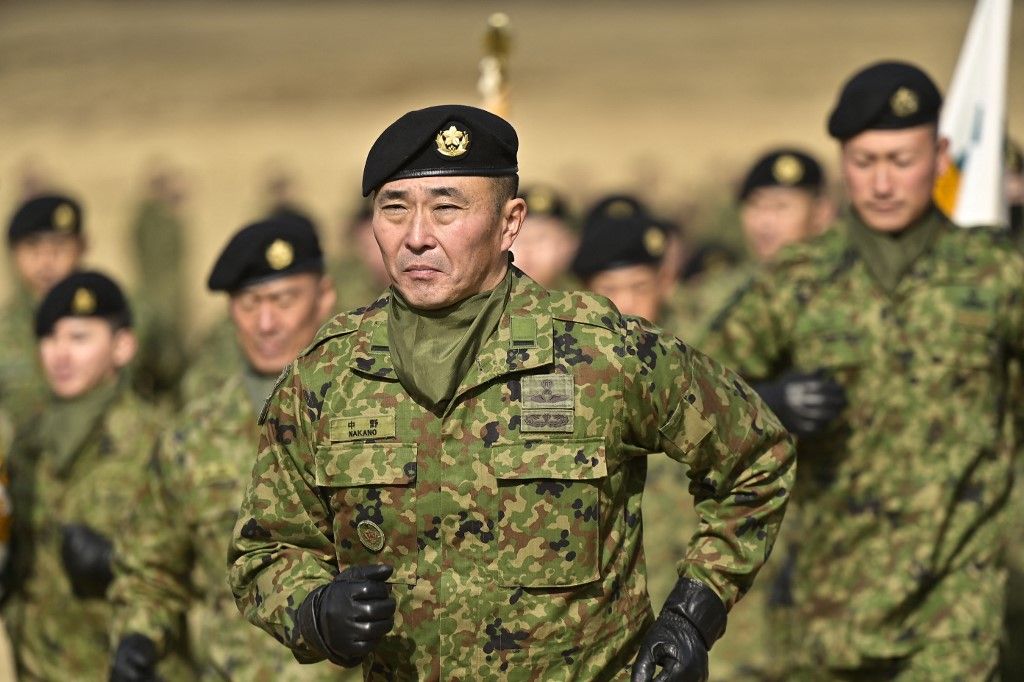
[3,272,189,681]
[228,104,795,681]
[110,216,346,681]
[510,184,580,290]
[0,408,15,681]
[701,61,1024,680]
[0,195,86,429]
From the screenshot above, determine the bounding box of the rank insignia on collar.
[265,239,294,270]
[435,124,471,158]
[890,87,919,117]
[772,154,804,185]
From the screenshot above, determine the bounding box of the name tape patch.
[331,413,397,442]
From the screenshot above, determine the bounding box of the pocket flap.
[491,439,607,480]
[314,442,417,487]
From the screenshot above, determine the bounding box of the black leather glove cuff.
[662,578,728,650]
[296,584,361,668]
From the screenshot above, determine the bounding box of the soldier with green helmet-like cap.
[109,215,345,681]
[227,104,794,681]
[701,60,1024,680]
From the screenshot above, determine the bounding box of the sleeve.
[226,361,338,662]
[623,320,796,609]
[695,264,797,381]
[109,430,191,654]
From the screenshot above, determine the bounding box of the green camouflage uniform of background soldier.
[228,265,795,680]
[701,212,1024,677]
[111,373,356,681]
[4,379,191,681]
[0,289,48,426]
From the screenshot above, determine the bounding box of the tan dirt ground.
[0,0,1021,337]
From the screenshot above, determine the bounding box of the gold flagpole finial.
[479,12,512,119]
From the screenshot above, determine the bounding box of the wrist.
[662,578,728,649]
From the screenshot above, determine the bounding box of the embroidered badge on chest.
[331,413,397,441]
[520,373,575,433]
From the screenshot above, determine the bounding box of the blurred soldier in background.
[0,195,86,429]
[110,216,343,682]
[702,61,1024,679]
[510,184,579,289]
[128,163,189,403]
[674,149,832,345]
[3,272,189,681]
[328,198,391,312]
[1005,139,1023,249]
[0,408,15,681]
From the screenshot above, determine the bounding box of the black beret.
[828,61,942,141]
[8,194,83,246]
[519,184,571,222]
[362,104,518,196]
[208,215,324,292]
[571,195,667,279]
[35,271,130,338]
[738,148,825,201]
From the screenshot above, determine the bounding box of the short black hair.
[492,175,520,216]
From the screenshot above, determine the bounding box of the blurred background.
[1,0,1022,340]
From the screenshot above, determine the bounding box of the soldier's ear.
[500,197,527,252]
[111,328,137,368]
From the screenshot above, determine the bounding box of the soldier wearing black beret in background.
[0,195,86,428]
[110,215,340,682]
[509,184,579,289]
[3,271,192,680]
[328,198,392,313]
[701,60,1024,680]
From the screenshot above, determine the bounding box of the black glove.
[60,523,114,599]
[296,563,396,667]
[752,369,847,437]
[109,633,158,682]
[631,578,727,682]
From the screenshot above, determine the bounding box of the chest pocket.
[314,442,418,585]
[491,438,607,588]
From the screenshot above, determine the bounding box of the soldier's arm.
[227,362,338,662]
[695,264,796,379]
[624,321,795,608]
[109,431,191,655]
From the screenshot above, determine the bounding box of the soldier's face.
[586,264,664,324]
[229,273,336,375]
[373,176,526,309]
[840,126,947,232]
[39,318,135,399]
[12,234,85,300]
[741,187,831,262]
[508,217,578,289]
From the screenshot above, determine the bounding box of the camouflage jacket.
[0,291,47,428]
[3,383,188,681]
[111,373,344,681]
[699,212,1024,667]
[228,266,794,681]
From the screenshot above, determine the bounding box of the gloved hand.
[60,523,114,599]
[631,578,727,682]
[109,633,158,682]
[752,369,847,437]
[296,563,396,667]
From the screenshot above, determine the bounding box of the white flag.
[935,0,1011,227]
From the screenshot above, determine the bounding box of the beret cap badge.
[643,228,667,258]
[265,239,295,271]
[53,203,76,232]
[435,124,471,158]
[890,87,919,118]
[772,155,804,185]
[72,288,97,315]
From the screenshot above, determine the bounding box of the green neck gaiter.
[42,375,121,471]
[846,206,944,293]
[388,266,513,411]
[242,363,280,417]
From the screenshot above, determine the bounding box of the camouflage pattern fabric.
[228,266,795,681]
[111,373,351,681]
[179,317,244,404]
[665,265,751,346]
[329,256,386,313]
[3,383,191,681]
[0,290,47,428]
[699,209,1024,676]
